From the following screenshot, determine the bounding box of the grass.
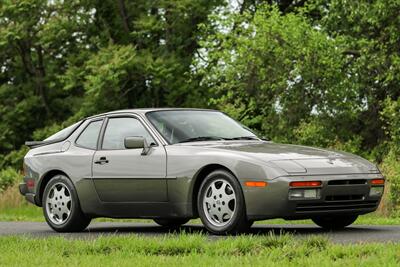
[0,234,400,266]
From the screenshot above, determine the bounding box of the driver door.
[92,115,167,202]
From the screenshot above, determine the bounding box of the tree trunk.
[17,41,51,116]
[117,0,131,34]
[35,45,51,116]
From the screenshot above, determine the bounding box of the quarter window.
[76,120,103,149]
[102,117,155,150]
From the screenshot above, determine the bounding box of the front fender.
[164,145,286,217]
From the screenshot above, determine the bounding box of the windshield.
[146,110,259,144]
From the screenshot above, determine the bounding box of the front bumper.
[244,173,384,220]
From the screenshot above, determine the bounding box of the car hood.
[182,141,379,175]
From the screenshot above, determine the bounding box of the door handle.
[94,157,109,165]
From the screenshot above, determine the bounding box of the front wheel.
[197,170,251,235]
[42,175,91,232]
[312,215,358,230]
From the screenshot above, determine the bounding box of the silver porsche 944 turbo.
[19,109,385,234]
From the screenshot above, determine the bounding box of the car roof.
[86,108,219,120]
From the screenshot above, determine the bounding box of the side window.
[102,117,155,150]
[76,120,103,149]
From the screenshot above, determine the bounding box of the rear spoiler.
[25,140,60,148]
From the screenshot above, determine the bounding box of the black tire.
[312,215,358,230]
[154,218,190,227]
[42,175,91,232]
[197,169,251,235]
[247,220,255,228]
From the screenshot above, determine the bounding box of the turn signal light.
[371,179,385,185]
[245,181,268,187]
[289,181,322,187]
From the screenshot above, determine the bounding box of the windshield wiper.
[178,136,225,143]
[178,136,260,143]
[227,136,259,140]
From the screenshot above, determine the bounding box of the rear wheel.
[43,175,91,232]
[153,218,190,227]
[312,215,358,230]
[197,170,251,235]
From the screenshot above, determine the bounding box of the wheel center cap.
[216,200,221,205]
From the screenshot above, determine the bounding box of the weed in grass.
[304,236,328,251]
[259,230,291,249]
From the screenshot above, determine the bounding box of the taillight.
[26,179,35,188]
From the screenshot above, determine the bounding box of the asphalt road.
[0,222,400,243]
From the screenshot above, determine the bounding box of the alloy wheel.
[202,179,236,227]
[45,182,72,225]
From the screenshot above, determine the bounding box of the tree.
[0,0,93,153]
[0,0,224,156]
[305,0,400,153]
[197,5,359,146]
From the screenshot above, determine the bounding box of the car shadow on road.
[82,223,385,236]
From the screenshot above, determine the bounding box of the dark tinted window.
[102,117,155,150]
[76,120,103,149]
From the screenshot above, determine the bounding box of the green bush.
[0,168,21,193]
[331,136,364,158]
[32,123,64,141]
[380,151,400,212]
[294,120,334,148]
[0,146,29,170]
[381,98,400,155]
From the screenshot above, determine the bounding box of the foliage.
[294,119,335,148]
[32,124,65,142]
[0,0,94,153]
[0,168,21,193]
[198,5,361,147]
[380,151,400,212]
[305,0,400,154]
[381,98,400,155]
[0,0,224,155]
[1,0,399,158]
[0,147,29,171]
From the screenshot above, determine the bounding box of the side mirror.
[124,136,151,155]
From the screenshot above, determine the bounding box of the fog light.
[369,186,384,197]
[289,189,321,200]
